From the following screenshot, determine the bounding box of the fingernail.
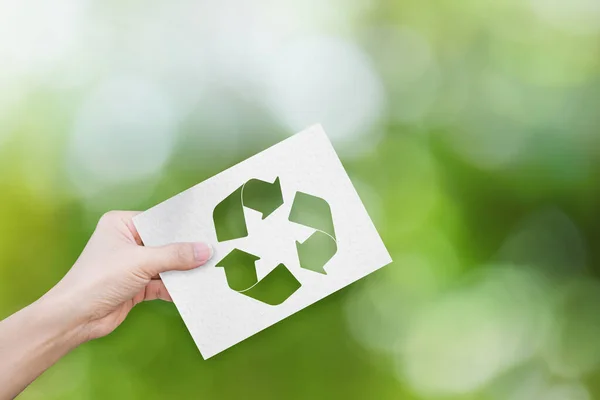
[194,243,213,263]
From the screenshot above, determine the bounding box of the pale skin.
[0,211,213,399]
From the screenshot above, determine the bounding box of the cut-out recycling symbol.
[212,177,337,305]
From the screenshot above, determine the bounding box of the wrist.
[34,290,90,349]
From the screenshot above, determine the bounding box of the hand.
[46,210,213,342]
[0,210,213,398]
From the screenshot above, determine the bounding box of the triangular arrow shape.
[243,177,284,219]
[215,248,260,292]
[213,177,284,242]
[288,191,337,274]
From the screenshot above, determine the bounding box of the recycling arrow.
[243,177,284,220]
[212,177,337,305]
[216,248,301,306]
[213,177,284,242]
[289,191,337,274]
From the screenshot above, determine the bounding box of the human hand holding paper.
[0,125,390,398]
[0,211,213,399]
[50,210,213,340]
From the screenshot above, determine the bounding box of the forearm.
[0,294,85,399]
[0,211,209,398]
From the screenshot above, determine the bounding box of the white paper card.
[133,124,392,358]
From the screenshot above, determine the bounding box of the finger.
[97,210,144,245]
[143,280,173,302]
[121,212,144,245]
[99,210,142,224]
[138,242,213,276]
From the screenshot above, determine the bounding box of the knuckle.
[154,284,163,299]
[133,247,150,269]
[173,244,192,265]
[98,211,120,226]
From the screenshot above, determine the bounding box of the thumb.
[138,242,213,276]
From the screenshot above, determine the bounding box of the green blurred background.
[2,0,600,398]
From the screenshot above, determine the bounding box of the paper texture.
[133,124,392,358]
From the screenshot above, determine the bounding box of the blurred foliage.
[2,0,600,399]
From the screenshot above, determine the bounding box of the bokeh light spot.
[263,36,385,155]
[399,266,550,397]
[67,76,177,201]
